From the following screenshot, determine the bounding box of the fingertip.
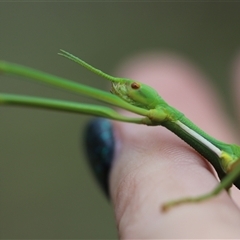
[108,52,240,238]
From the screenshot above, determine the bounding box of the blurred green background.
[1,2,240,239]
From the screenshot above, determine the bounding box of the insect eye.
[131,82,140,89]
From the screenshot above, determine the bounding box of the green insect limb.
[0,93,145,124]
[0,59,148,117]
[161,159,240,212]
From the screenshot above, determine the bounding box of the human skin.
[108,53,240,239]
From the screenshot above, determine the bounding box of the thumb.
[85,53,240,238]
[109,53,240,238]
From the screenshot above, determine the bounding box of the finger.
[110,52,240,238]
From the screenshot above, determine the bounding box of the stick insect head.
[110,77,164,110]
[58,50,165,110]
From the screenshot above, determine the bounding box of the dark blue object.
[84,118,115,197]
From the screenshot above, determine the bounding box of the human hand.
[85,52,240,238]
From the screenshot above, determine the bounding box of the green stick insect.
[1,50,240,211]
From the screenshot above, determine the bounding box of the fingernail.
[84,118,115,197]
